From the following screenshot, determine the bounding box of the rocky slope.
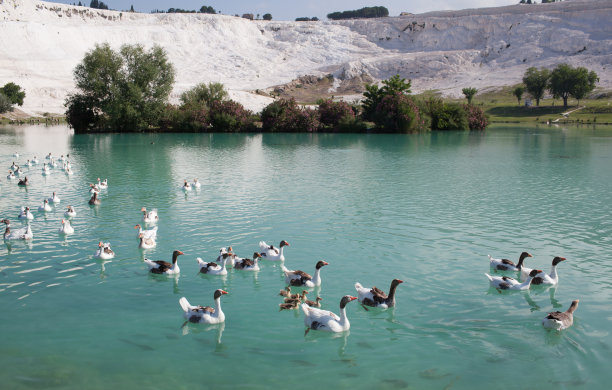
[1,0,610,115]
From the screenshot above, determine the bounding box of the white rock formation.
[0,0,610,115]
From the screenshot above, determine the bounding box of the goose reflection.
[181,319,225,346]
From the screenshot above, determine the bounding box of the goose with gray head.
[488,251,532,271]
[302,295,357,335]
[234,252,262,271]
[144,250,183,275]
[281,260,328,287]
[520,256,566,285]
[355,279,403,309]
[542,299,579,330]
[179,289,228,324]
[259,240,289,261]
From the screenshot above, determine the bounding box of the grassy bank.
[448,86,612,125]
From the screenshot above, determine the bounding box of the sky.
[48,1,521,21]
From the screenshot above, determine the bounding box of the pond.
[1,124,611,389]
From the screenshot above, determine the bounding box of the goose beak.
[221,290,228,295]
[177,251,184,255]
[349,296,357,301]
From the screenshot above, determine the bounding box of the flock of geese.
[3,151,578,334]
[487,252,579,330]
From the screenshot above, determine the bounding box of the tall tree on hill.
[65,43,175,132]
[263,13,272,20]
[522,67,550,106]
[549,63,598,107]
[513,86,525,106]
[0,82,26,106]
[462,87,477,105]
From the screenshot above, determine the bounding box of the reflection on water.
[1,124,612,389]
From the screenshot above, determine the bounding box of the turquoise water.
[1,124,612,389]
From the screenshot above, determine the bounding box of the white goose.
[10,162,18,171]
[64,206,77,218]
[65,165,73,175]
[24,160,32,167]
[179,289,228,324]
[41,164,50,176]
[31,156,39,164]
[234,253,263,271]
[97,178,108,189]
[485,269,540,290]
[192,178,201,188]
[141,207,159,224]
[14,167,23,176]
[94,242,115,260]
[182,180,192,191]
[488,251,532,272]
[144,250,183,275]
[302,295,357,335]
[138,233,156,249]
[355,279,403,309]
[259,240,289,261]
[89,184,100,194]
[13,152,19,157]
[281,260,328,287]
[18,207,34,220]
[45,153,52,160]
[2,219,33,240]
[542,300,579,330]
[58,219,74,235]
[7,170,16,180]
[48,192,61,204]
[38,199,52,212]
[197,253,231,275]
[134,224,157,240]
[520,256,566,286]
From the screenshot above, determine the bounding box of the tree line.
[64,44,488,133]
[327,6,389,20]
[513,64,598,107]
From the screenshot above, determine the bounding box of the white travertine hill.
[1,0,610,115]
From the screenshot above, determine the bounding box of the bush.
[318,99,355,129]
[464,104,488,130]
[261,98,319,132]
[374,92,426,133]
[335,115,368,133]
[424,98,468,130]
[209,100,254,132]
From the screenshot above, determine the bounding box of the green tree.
[462,87,477,105]
[65,43,175,132]
[180,82,228,109]
[130,5,134,12]
[263,13,272,20]
[549,63,598,107]
[512,86,525,106]
[522,67,550,106]
[361,75,411,121]
[0,82,26,106]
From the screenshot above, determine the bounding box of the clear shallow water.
[1,124,612,389]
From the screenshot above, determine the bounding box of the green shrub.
[374,92,426,132]
[261,98,319,132]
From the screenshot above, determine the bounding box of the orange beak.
[221,290,228,295]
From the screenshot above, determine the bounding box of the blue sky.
[49,1,520,21]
